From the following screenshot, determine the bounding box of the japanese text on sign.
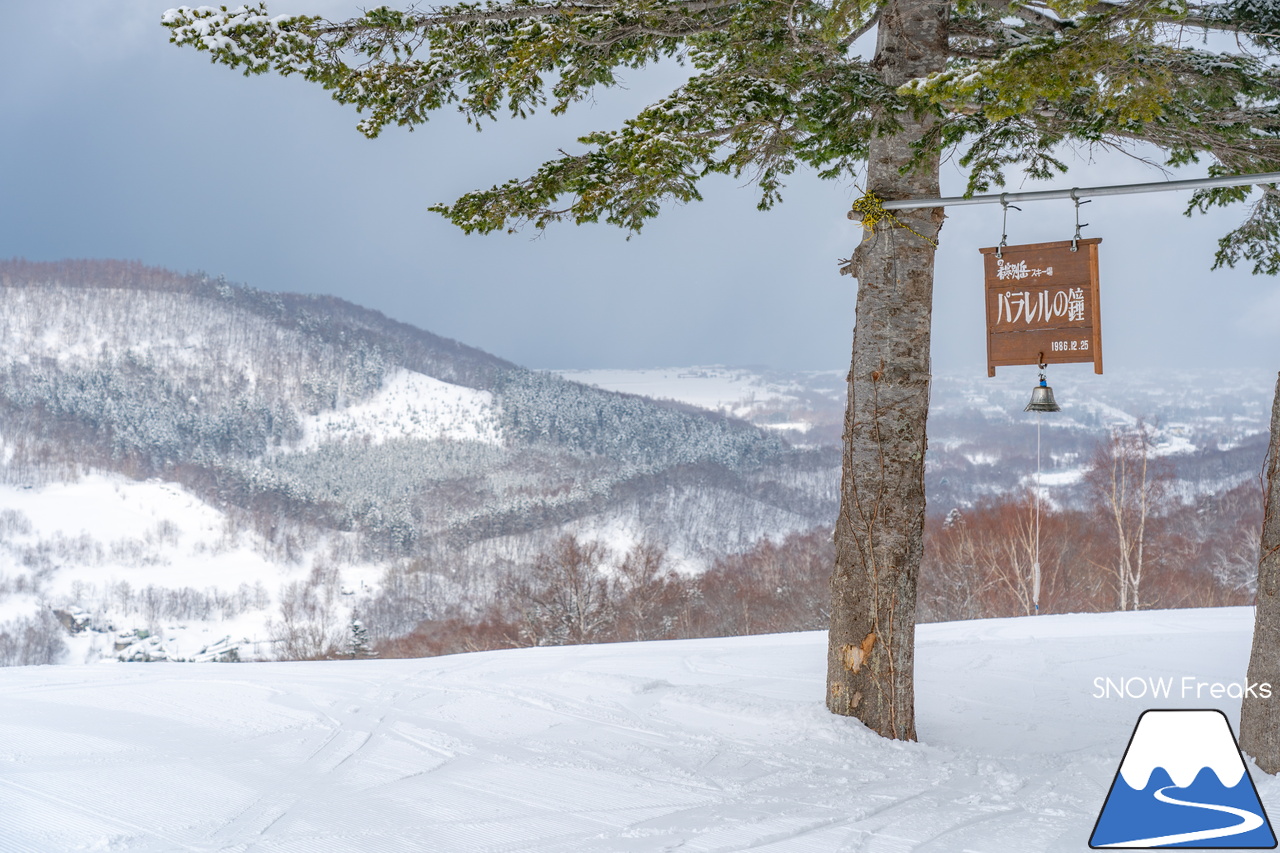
[995,258,1054,280]
[980,238,1103,376]
[995,287,1085,327]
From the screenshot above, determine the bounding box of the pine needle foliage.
[164,1,1280,261]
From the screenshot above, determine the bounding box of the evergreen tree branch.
[431,61,888,232]
[164,1,1280,260]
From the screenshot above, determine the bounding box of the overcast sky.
[2,1,1278,379]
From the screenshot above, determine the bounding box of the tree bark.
[1240,372,1280,772]
[826,0,948,740]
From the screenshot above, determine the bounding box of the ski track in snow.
[0,607,1276,851]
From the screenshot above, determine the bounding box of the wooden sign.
[979,238,1103,377]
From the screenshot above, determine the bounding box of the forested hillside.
[0,259,836,664]
[0,259,831,547]
[0,261,1269,666]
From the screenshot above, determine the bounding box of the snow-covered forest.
[0,260,1272,666]
[0,260,836,664]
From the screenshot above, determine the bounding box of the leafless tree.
[511,535,615,646]
[269,564,343,660]
[0,609,67,667]
[612,541,671,642]
[1085,424,1172,611]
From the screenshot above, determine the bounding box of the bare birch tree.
[1086,424,1170,611]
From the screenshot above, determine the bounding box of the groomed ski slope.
[1,606,1276,852]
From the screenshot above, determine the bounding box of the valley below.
[0,260,1273,665]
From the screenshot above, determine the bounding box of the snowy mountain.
[0,606,1275,851]
[1,260,1272,665]
[0,260,835,663]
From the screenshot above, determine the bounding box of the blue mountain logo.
[1091,709,1277,848]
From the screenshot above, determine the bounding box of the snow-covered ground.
[0,473,383,664]
[289,368,502,452]
[556,366,818,417]
[1,606,1274,851]
[554,367,845,445]
[0,475,272,590]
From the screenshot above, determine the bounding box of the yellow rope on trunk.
[851,193,938,247]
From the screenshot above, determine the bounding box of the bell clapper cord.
[1033,359,1046,615]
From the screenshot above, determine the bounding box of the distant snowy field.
[555,367,826,415]
[2,606,1275,852]
[555,366,843,435]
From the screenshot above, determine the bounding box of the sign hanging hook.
[1070,189,1091,252]
[997,194,1021,259]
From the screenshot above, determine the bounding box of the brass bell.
[1024,373,1061,413]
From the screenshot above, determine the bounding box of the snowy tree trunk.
[1241,372,1280,772]
[826,0,947,740]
